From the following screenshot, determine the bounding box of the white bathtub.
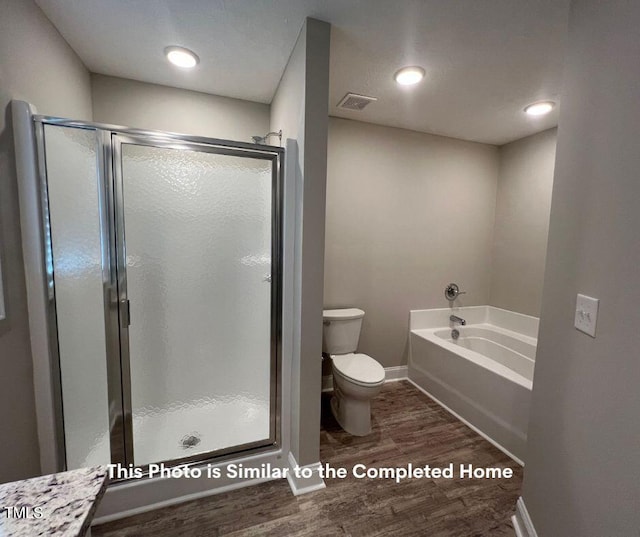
[408,306,538,464]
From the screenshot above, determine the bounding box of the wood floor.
[94,381,522,536]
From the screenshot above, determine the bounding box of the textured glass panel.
[44,124,111,468]
[121,144,272,465]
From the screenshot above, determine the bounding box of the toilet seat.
[332,353,385,387]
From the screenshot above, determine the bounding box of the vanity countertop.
[0,466,109,537]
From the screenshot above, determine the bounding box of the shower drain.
[180,432,202,449]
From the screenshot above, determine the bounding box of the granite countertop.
[0,466,109,537]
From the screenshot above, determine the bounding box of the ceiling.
[36,0,570,145]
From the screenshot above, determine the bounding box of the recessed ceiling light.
[524,101,555,116]
[394,66,425,86]
[165,46,199,69]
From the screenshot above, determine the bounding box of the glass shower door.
[113,136,278,466]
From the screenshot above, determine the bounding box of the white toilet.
[322,308,385,436]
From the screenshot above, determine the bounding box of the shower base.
[82,397,270,468]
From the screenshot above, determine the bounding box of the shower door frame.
[34,115,284,474]
[111,132,283,470]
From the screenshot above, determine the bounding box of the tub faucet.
[450,315,466,326]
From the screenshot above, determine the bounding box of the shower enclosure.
[31,115,282,472]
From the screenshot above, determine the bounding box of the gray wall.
[270,18,330,467]
[92,74,269,141]
[522,0,640,535]
[324,118,499,368]
[489,128,557,317]
[0,0,92,483]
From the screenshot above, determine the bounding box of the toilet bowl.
[330,353,385,436]
[322,309,385,436]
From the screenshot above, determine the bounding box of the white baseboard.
[512,514,526,537]
[406,379,524,466]
[322,365,408,392]
[384,365,408,381]
[286,452,326,496]
[512,497,538,537]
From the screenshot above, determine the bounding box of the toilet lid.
[332,353,385,385]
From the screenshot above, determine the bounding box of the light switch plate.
[574,294,599,337]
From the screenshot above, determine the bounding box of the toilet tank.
[322,308,365,355]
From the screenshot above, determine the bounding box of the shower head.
[251,130,282,146]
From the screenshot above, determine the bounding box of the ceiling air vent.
[337,92,377,111]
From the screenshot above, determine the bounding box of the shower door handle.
[120,299,131,326]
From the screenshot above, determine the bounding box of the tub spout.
[450,315,466,326]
